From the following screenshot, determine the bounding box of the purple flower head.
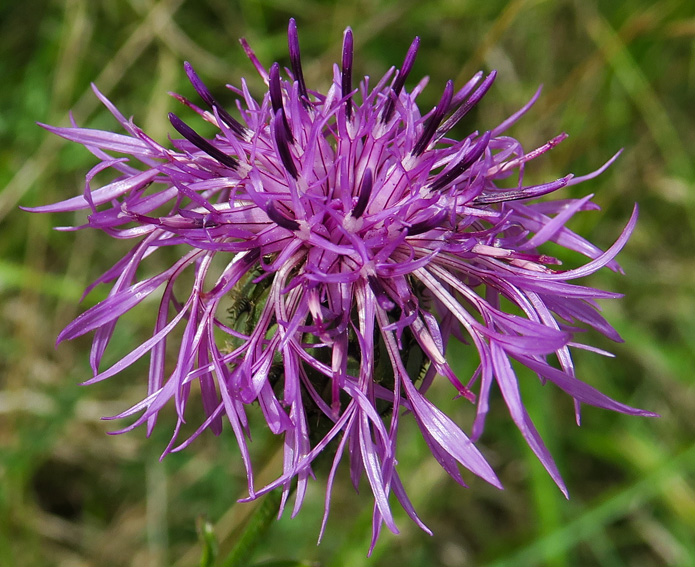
[27,19,656,551]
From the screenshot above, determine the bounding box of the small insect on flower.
[26,18,656,551]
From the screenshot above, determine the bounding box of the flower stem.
[220,489,283,567]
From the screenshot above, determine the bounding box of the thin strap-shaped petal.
[490,340,568,497]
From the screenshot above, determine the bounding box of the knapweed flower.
[28,19,655,549]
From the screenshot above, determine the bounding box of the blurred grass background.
[1,0,694,565]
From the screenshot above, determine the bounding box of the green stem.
[220,489,284,567]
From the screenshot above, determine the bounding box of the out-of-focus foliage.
[1,1,693,566]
